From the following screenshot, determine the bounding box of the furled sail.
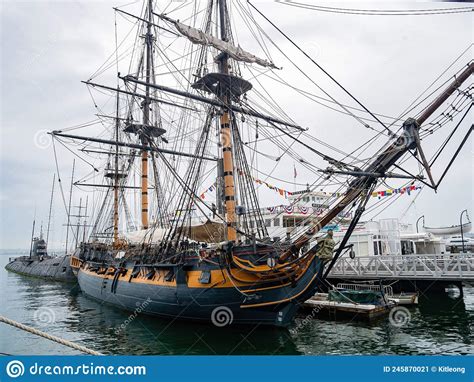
[173,20,278,69]
[123,219,226,244]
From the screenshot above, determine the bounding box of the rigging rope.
[276,1,474,16]
[248,0,395,137]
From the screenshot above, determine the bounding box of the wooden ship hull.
[72,244,324,327]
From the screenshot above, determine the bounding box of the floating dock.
[301,282,417,321]
[303,293,396,321]
[336,282,418,305]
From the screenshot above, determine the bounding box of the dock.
[335,282,418,305]
[303,293,397,321]
[301,281,418,321]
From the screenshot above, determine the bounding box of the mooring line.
[0,315,103,356]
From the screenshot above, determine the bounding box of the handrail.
[329,253,474,280]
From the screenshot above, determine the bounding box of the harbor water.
[1,251,472,355]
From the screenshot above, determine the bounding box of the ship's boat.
[48,0,472,327]
[424,222,472,236]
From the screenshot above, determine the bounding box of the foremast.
[113,86,120,248]
[140,0,154,230]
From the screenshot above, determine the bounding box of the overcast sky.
[0,0,472,250]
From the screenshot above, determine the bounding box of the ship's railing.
[329,253,474,280]
[336,282,394,296]
[70,256,83,269]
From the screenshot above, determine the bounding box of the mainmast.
[140,0,153,230]
[218,0,237,241]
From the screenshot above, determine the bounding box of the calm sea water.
[0,251,472,355]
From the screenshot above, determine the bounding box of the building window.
[273,218,280,227]
[265,219,272,227]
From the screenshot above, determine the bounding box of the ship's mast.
[29,219,36,258]
[82,196,89,244]
[218,0,237,241]
[113,87,120,247]
[75,198,83,249]
[141,0,153,230]
[64,159,75,254]
[46,173,55,244]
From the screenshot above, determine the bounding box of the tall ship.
[46,0,473,326]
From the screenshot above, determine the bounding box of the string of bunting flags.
[199,182,217,200]
[371,185,421,199]
[266,205,352,219]
[198,171,421,200]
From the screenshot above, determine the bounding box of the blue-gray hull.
[5,255,77,283]
[77,257,324,327]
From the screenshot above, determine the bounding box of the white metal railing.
[336,282,394,296]
[329,253,474,280]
